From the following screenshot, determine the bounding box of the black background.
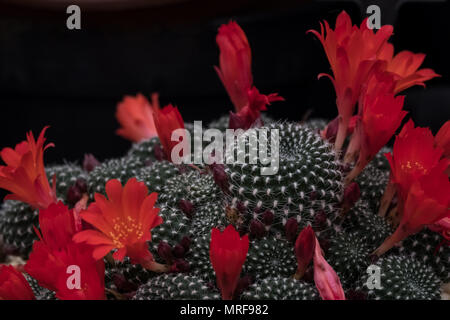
[0,0,449,164]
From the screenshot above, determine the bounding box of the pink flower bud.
[313,238,346,300]
[294,226,316,279]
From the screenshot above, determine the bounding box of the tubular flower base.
[0,126,57,210]
[210,225,249,300]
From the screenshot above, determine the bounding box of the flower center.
[109,216,144,248]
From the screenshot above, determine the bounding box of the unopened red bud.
[314,210,327,228]
[236,201,246,213]
[212,164,229,193]
[261,210,274,226]
[66,186,82,206]
[179,199,195,219]
[175,259,190,273]
[112,273,138,292]
[294,225,316,280]
[75,178,88,194]
[172,244,186,259]
[249,219,266,239]
[179,236,191,252]
[153,143,167,162]
[157,241,173,263]
[285,218,298,242]
[83,154,100,172]
[342,182,360,214]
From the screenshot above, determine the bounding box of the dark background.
[0,0,449,164]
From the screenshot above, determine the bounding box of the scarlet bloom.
[0,127,57,210]
[215,21,283,127]
[435,120,450,158]
[308,10,393,151]
[385,120,445,201]
[116,93,159,142]
[378,43,440,93]
[313,238,346,300]
[152,104,186,162]
[374,166,450,256]
[0,265,35,300]
[25,202,105,300]
[73,178,165,271]
[294,226,316,280]
[215,21,253,112]
[345,72,407,183]
[209,225,249,300]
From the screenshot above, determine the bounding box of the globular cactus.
[225,122,344,234]
[45,163,88,200]
[399,229,450,283]
[0,201,38,256]
[362,255,442,300]
[133,274,220,300]
[241,276,319,300]
[87,157,142,196]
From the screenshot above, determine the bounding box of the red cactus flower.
[308,10,393,151]
[385,120,445,201]
[378,43,440,93]
[374,166,450,256]
[0,265,35,300]
[209,225,249,300]
[345,72,407,182]
[152,104,186,162]
[313,238,346,300]
[435,120,450,158]
[0,127,57,210]
[294,226,316,279]
[73,178,166,272]
[25,202,105,300]
[215,21,283,126]
[116,93,159,142]
[215,21,253,112]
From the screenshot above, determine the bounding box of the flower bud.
[285,218,298,242]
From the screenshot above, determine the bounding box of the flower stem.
[378,178,396,217]
[334,116,349,153]
[373,226,407,256]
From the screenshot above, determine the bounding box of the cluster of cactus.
[1,117,448,300]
